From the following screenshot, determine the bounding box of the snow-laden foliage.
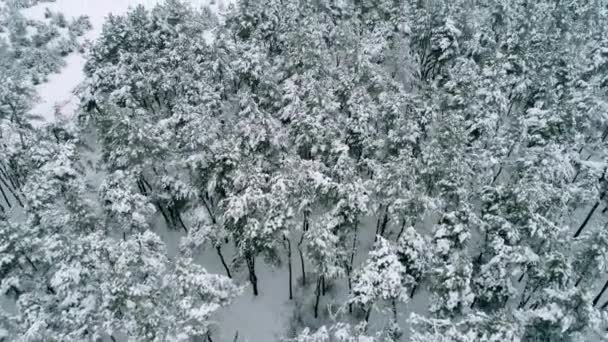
[3,0,608,340]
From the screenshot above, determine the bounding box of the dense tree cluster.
[2,0,608,340]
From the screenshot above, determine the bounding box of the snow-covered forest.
[2,0,608,341]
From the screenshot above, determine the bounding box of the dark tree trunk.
[298,243,306,287]
[321,275,326,296]
[175,210,188,233]
[593,279,608,307]
[297,214,308,286]
[314,276,322,318]
[285,237,293,300]
[216,246,232,278]
[0,176,23,208]
[374,206,384,241]
[0,166,18,192]
[519,283,540,309]
[347,219,359,313]
[574,201,600,238]
[518,267,527,283]
[391,298,397,321]
[157,204,173,229]
[0,184,11,208]
[246,255,259,296]
[470,296,477,309]
[396,219,406,242]
[379,208,390,238]
[410,284,418,298]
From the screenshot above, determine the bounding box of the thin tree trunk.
[157,204,173,229]
[0,166,18,192]
[246,255,259,296]
[347,219,359,313]
[391,298,397,321]
[492,143,515,185]
[314,276,322,318]
[285,237,293,300]
[593,279,608,307]
[519,284,540,309]
[379,208,389,238]
[216,246,232,278]
[0,184,11,208]
[574,201,600,237]
[571,154,593,184]
[321,275,326,296]
[298,242,306,287]
[396,219,406,242]
[2,175,24,207]
[410,284,418,298]
[110,335,117,342]
[175,210,188,233]
[374,205,384,241]
[364,306,372,324]
[297,214,308,286]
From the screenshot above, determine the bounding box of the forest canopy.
[2,0,608,341]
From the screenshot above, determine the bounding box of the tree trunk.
[175,210,188,233]
[216,246,232,278]
[297,214,308,286]
[410,284,418,298]
[519,283,540,309]
[574,201,600,237]
[314,276,322,318]
[0,183,11,208]
[347,219,359,313]
[593,279,608,307]
[396,219,406,242]
[379,208,390,238]
[298,243,306,287]
[285,237,293,300]
[6,179,24,207]
[321,275,326,296]
[518,266,528,283]
[246,255,259,296]
[374,206,384,241]
[157,204,173,229]
[391,298,397,321]
[0,165,18,192]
